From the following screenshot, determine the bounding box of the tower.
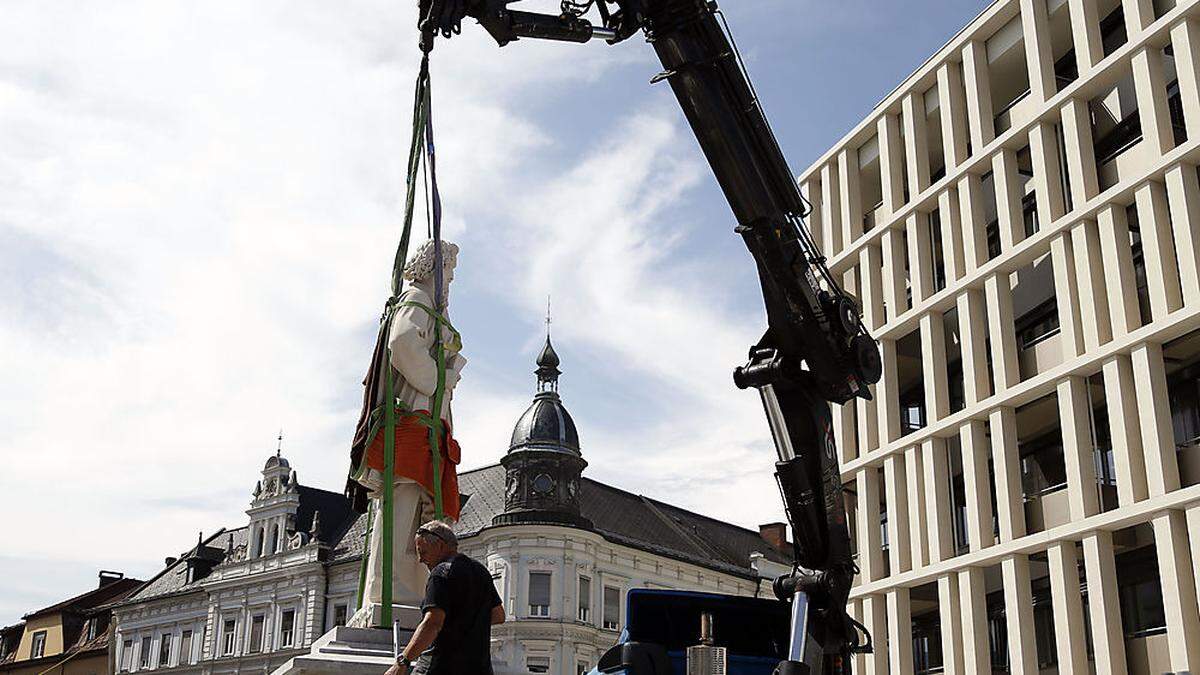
[246,437,301,559]
[493,334,591,528]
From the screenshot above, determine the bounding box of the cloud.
[0,0,794,621]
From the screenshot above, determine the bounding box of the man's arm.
[490,604,505,626]
[385,609,445,675]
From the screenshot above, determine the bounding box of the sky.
[0,0,990,623]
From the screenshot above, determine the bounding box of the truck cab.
[590,589,793,675]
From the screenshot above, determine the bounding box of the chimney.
[758,522,788,552]
[98,570,124,588]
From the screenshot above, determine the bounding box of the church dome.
[509,391,580,455]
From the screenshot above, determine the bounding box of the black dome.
[509,391,580,454]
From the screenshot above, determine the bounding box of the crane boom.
[421,1,881,671]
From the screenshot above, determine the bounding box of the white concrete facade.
[801,0,1200,672]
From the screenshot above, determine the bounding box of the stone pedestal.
[271,605,421,675]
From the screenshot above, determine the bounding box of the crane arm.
[420,1,880,672]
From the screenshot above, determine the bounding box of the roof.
[508,392,581,455]
[23,577,142,620]
[451,464,791,579]
[123,466,788,593]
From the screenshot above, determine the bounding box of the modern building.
[0,571,142,675]
[796,0,1200,673]
[109,337,792,675]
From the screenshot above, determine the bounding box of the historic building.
[0,571,141,675]
[109,455,360,674]
[796,0,1200,673]
[446,337,793,675]
[108,337,791,675]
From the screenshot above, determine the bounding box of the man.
[387,521,505,675]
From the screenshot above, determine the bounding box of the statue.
[346,240,466,621]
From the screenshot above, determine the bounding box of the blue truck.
[588,589,795,675]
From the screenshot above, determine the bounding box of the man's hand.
[383,662,408,675]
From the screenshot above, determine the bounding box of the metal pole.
[382,363,396,627]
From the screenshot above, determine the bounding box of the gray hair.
[403,240,459,284]
[415,520,458,548]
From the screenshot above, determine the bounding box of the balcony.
[1024,484,1071,532]
[994,89,1036,136]
[1177,438,1200,487]
[863,200,885,233]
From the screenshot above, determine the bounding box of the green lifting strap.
[360,48,456,629]
[374,52,435,629]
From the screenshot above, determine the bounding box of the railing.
[993,88,1033,136]
[1094,111,1143,165]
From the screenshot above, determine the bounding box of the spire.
[536,336,561,392]
[276,429,283,459]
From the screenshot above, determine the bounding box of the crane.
[417,1,882,672]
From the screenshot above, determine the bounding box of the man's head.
[414,520,458,569]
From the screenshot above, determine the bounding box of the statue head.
[403,239,459,294]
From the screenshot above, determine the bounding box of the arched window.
[269,524,280,555]
[255,527,265,558]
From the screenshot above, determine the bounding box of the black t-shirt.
[421,553,502,674]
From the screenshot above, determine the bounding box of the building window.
[180,630,193,665]
[121,639,134,672]
[140,636,152,668]
[987,607,1008,669]
[249,615,265,653]
[269,524,280,555]
[222,619,237,656]
[603,586,621,630]
[527,656,551,673]
[899,392,925,436]
[31,631,47,659]
[491,570,505,611]
[255,527,265,558]
[280,609,296,648]
[1120,578,1167,636]
[333,604,348,627]
[578,576,591,622]
[1020,431,1068,499]
[912,628,943,674]
[577,661,591,675]
[1015,298,1060,350]
[159,633,172,667]
[1033,599,1057,668]
[529,572,552,618]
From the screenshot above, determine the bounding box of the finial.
[276,429,283,458]
[545,295,552,339]
[310,511,322,540]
